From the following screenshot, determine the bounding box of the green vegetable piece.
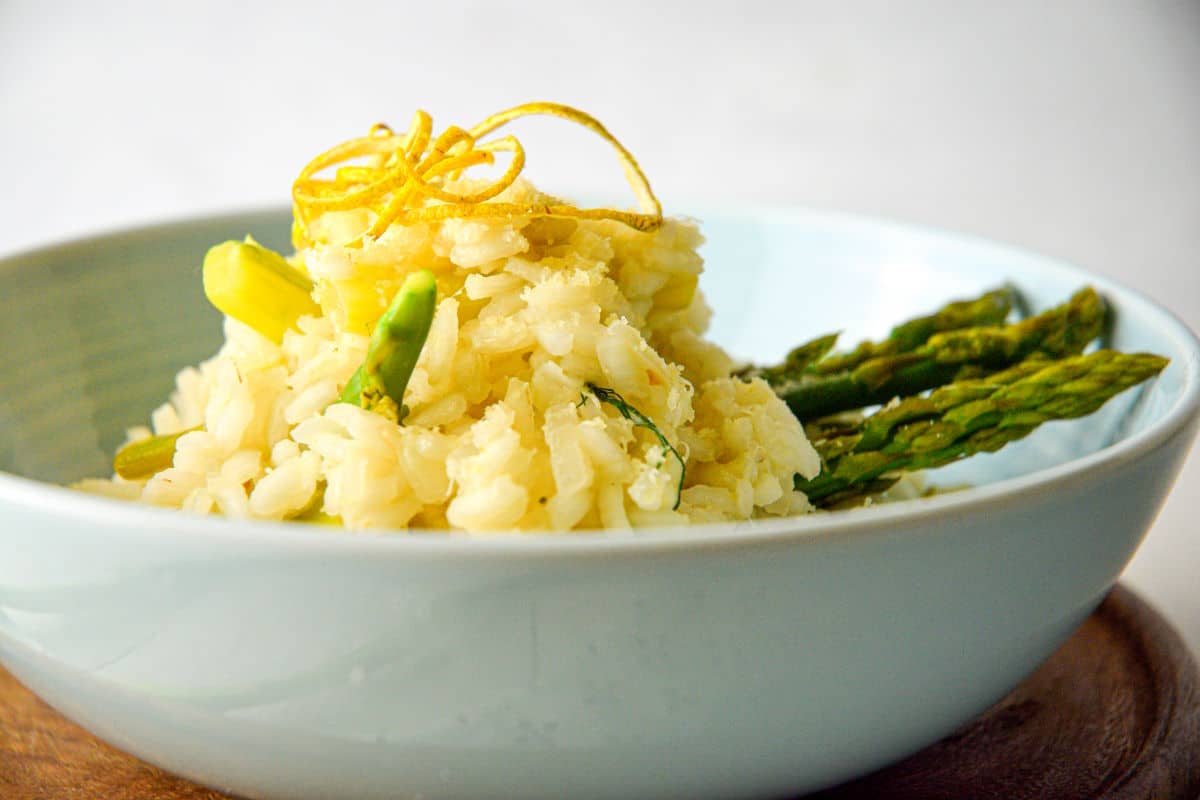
[796,350,1169,507]
[340,270,438,422]
[744,332,840,385]
[113,426,201,480]
[812,286,1019,376]
[202,238,320,343]
[748,287,1017,387]
[778,287,1107,421]
[584,383,686,510]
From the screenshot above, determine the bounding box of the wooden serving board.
[1,585,1198,799]
[812,583,1200,800]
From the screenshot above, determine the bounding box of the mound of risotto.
[79,103,821,531]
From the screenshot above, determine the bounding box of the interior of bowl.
[0,208,1193,500]
[700,209,1193,490]
[0,212,289,484]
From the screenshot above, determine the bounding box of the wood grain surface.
[812,583,1200,800]
[1,584,1198,799]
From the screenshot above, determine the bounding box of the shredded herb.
[583,382,686,510]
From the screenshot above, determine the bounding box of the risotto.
[79,104,821,531]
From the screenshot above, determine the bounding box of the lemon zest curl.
[291,102,663,248]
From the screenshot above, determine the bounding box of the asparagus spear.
[748,287,1018,387]
[778,287,1107,421]
[203,238,320,343]
[113,426,201,480]
[795,350,1169,507]
[814,286,1020,375]
[340,269,437,422]
[748,333,841,386]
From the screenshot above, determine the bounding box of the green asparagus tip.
[796,349,1169,507]
[113,426,201,480]
[340,269,438,422]
[780,286,1108,421]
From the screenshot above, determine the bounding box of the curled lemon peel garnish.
[291,102,663,248]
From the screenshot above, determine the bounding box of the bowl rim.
[1,206,1198,558]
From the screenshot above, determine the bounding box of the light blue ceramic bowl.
[0,210,1197,800]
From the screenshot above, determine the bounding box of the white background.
[2,2,1198,647]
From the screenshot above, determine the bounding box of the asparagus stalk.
[814,286,1019,375]
[340,269,437,422]
[779,287,1106,421]
[203,238,320,343]
[748,287,1017,387]
[113,426,201,480]
[748,333,841,386]
[795,350,1169,507]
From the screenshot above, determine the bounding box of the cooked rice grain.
[85,180,820,532]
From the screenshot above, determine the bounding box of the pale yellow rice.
[80,179,821,532]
